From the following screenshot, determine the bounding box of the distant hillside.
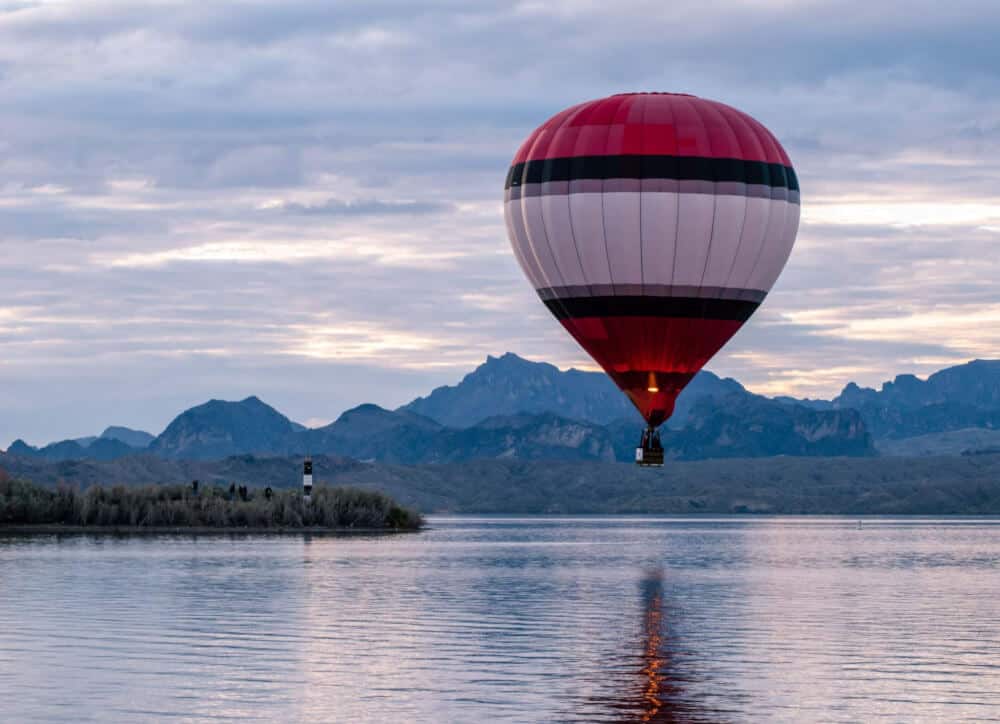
[149,396,297,460]
[5,452,1000,515]
[7,426,156,463]
[830,360,1000,438]
[101,426,154,449]
[638,393,873,460]
[399,352,745,429]
[7,436,138,463]
[296,405,616,463]
[399,353,636,426]
[875,428,1000,457]
[835,359,1000,410]
[300,404,444,461]
[432,413,618,463]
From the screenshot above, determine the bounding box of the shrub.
[0,479,423,530]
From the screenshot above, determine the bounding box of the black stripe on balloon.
[505,155,798,191]
[543,295,760,322]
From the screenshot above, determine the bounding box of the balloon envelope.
[504,93,800,427]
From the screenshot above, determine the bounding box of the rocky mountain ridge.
[8,355,1000,463]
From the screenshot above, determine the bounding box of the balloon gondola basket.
[635,447,664,467]
[636,425,665,466]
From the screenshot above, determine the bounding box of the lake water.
[1,517,999,722]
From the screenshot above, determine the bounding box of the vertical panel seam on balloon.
[768,202,800,290]
[767,188,800,291]
[521,121,572,323]
[735,117,771,291]
[716,104,751,292]
[534,159,570,293]
[541,117,587,289]
[638,94,648,290]
[574,99,614,293]
[742,120,783,294]
[506,176,544,293]
[526,118,570,292]
[770,125,802,292]
[726,113,771,293]
[599,99,617,295]
[667,96,681,290]
[503,194,533,291]
[563,103,593,297]
[766,124,795,286]
[689,97,720,297]
[514,164,547,293]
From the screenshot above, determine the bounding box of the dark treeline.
[0,478,422,530]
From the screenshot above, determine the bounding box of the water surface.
[1,517,999,722]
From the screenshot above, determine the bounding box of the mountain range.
[7,426,154,462]
[5,354,1000,465]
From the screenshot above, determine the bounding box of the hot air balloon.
[503,93,800,466]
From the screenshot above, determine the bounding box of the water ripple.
[1,518,999,722]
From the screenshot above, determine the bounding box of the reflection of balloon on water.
[504,93,800,463]
[584,567,720,722]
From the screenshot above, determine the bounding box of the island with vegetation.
[0,478,423,532]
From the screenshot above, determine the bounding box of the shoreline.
[0,524,421,536]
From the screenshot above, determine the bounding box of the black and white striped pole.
[303,457,313,503]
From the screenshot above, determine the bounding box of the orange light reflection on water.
[640,569,666,722]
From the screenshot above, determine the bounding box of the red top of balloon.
[511,93,791,167]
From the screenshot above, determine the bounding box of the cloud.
[272,197,452,216]
[0,0,999,444]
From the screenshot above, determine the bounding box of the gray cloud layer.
[1,0,999,443]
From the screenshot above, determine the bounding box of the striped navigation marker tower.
[303,457,313,503]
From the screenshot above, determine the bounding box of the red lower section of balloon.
[557,315,746,427]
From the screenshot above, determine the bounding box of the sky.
[1,0,999,445]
